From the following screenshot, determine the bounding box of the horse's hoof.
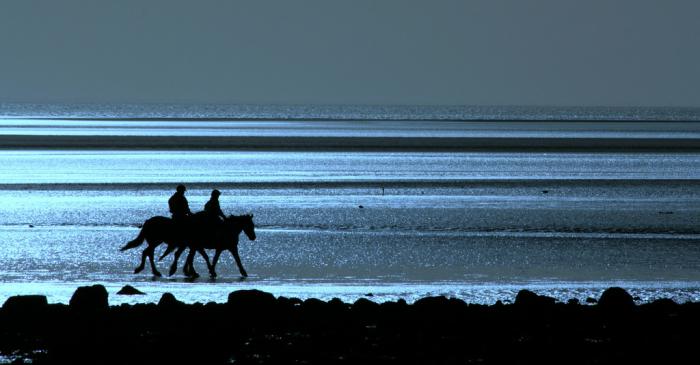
[191,272,200,279]
[209,272,217,278]
[169,268,177,276]
[153,271,162,278]
[241,271,248,278]
[134,267,143,274]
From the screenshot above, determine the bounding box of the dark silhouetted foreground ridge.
[0,285,698,364]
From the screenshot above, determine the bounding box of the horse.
[120,212,221,277]
[160,214,256,278]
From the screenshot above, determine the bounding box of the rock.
[647,298,678,312]
[358,205,364,209]
[328,298,347,309]
[598,287,635,311]
[158,293,183,307]
[2,295,48,314]
[69,285,108,311]
[116,285,145,295]
[227,289,276,311]
[353,297,379,315]
[278,296,302,307]
[585,297,598,304]
[514,290,555,307]
[301,298,328,319]
[365,293,374,297]
[567,298,580,305]
[414,296,450,309]
[353,297,378,307]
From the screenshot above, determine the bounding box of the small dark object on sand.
[658,211,674,214]
[542,190,549,194]
[116,285,145,295]
[28,224,34,228]
[358,205,364,208]
[365,293,374,297]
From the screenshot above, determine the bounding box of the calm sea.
[0,104,699,305]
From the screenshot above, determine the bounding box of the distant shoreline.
[2,134,700,152]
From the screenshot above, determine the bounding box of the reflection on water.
[2,151,700,184]
[1,150,700,304]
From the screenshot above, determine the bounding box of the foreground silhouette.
[121,212,256,278]
[1,286,699,364]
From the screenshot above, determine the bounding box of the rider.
[204,189,226,222]
[168,184,192,221]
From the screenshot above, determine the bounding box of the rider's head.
[211,189,221,198]
[176,184,187,193]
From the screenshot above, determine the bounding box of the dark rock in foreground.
[116,285,145,295]
[515,289,556,307]
[158,292,184,307]
[599,286,635,311]
[0,286,698,365]
[2,295,48,314]
[69,284,108,311]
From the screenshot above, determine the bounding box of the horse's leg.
[196,248,216,278]
[159,244,177,261]
[184,249,199,278]
[134,248,148,274]
[211,249,222,275]
[230,247,248,278]
[169,246,186,276]
[146,244,162,277]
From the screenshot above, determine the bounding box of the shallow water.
[1,150,700,304]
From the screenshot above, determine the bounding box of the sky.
[0,0,698,107]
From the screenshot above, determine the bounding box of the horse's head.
[228,214,256,241]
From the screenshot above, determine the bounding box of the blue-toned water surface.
[1,148,699,304]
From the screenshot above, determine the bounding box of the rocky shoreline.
[1,285,698,364]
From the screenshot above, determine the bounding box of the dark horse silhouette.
[121,213,256,278]
[160,214,256,278]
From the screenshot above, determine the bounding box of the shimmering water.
[1,148,700,304]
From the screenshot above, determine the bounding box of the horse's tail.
[121,224,147,251]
